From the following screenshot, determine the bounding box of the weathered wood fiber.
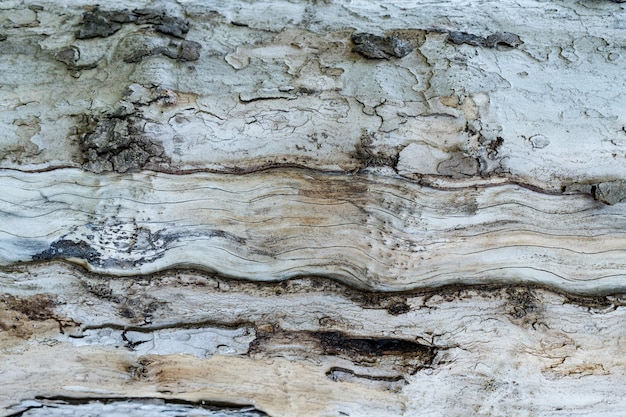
[1,168,625,293]
[1,0,626,416]
[1,263,625,416]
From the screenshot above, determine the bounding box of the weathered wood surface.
[1,0,626,416]
[2,168,626,293]
[1,0,626,193]
[1,263,625,416]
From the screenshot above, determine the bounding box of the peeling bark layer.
[1,0,626,193]
[1,0,626,416]
[9,398,267,417]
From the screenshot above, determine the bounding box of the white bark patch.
[0,1,624,190]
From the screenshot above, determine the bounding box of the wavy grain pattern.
[1,168,624,293]
[2,0,626,415]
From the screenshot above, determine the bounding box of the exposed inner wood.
[1,263,625,416]
[1,168,624,293]
[1,0,626,416]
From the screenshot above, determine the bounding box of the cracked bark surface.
[1,1,626,416]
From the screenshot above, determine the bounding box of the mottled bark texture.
[1,1,625,416]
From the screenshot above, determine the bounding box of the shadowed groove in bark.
[3,260,626,302]
[6,397,269,417]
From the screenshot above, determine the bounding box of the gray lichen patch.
[593,181,626,205]
[76,7,189,40]
[54,46,98,77]
[352,131,399,168]
[447,31,522,48]
[485,32,523,48]
[351,33,414,59]
[133,8,189,39]
[447,31,484,47]
[177,40,202,61]
[563,180,626,205]
[124,40,202,63]
[79,113,166,173]
[33,239,101,264]
[54,47,79,66]
[72,6,201,72]
[505,287,543,329]
[76,7,126,39]
[437,153,479,178]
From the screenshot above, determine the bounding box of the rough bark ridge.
[1,1,625,416]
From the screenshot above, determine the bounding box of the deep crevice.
[2,259,625,301]
[326,366,407,383]
[6,397,269,417]
[76,318,254,334]
[0,164,592,198]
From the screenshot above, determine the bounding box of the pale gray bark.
[1,1,625,416]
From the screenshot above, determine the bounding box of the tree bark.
[1,1,625,416]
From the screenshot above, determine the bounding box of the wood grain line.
[1,168,624,293]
